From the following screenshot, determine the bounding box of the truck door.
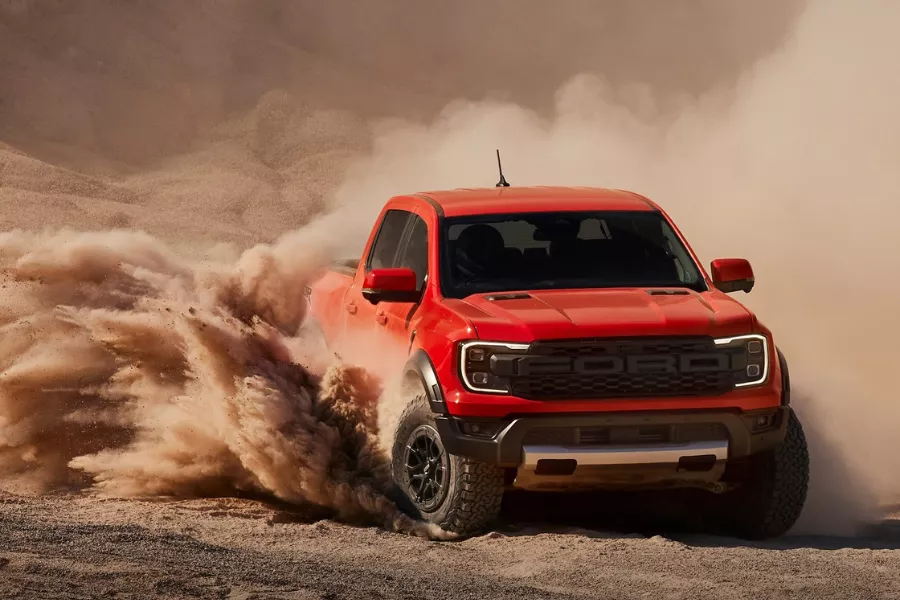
[377,212,429,352]
[340,208,413,365]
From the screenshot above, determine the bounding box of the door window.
[396,214,429,290]
[366,209,412,271]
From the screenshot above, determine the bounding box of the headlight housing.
[459,340,529,394]
[713,333,770,387]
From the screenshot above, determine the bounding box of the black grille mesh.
[511,337,736,400]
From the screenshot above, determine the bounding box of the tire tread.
[727,410,810,539]
[393,394,504,536]
[440,458,505,535]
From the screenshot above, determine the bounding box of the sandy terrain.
[2,492,900,600]
[3,1,900,598]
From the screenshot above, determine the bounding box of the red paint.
[711,258,754,286]
[363,267,417,293]
[308,186,780,418]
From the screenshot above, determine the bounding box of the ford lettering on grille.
[495,353,731,377]
[494,337,739,400]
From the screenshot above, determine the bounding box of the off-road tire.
[718,409,810,539]
[391,393,504,535]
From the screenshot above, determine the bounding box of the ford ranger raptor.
[306,185,809,539]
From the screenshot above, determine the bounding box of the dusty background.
[2,0,900,598]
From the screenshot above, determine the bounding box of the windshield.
[440,210,706,298]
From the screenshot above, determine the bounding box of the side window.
[396,214,428,290]
[366,209,411,271]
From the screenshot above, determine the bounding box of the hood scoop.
[484,292,532,301]
[484,290,689,301]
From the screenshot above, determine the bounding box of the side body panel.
[308,269,353,346]
[308,200,395,359]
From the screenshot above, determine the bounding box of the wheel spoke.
[404,425,449,511]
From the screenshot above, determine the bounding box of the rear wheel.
[391,392,504,535]
[717,409,810,539]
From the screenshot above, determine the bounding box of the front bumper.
[521,439,729,467]
[435,405,790,468]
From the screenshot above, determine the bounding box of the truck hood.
[447,288,755,341]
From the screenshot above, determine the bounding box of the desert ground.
[3,1,900,598]
[2,492,900,599]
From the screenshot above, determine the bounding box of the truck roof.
[411,186,658,218]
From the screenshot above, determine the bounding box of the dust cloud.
[0,0,894,538]
[0,228,446,538]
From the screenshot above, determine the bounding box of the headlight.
[459,341,530,394]
[713,333,769,387]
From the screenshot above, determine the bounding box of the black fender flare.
[403,349,448,414]
[776,346,791,406]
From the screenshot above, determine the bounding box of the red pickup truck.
[306,185,808,539]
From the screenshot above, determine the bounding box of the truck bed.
[330,257,358,277]
[307,258,359,340]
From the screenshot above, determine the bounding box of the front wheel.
[391,393,504,535]
[716,409,810,539]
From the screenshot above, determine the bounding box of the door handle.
[375,312,387,325]
[346,302,357,315]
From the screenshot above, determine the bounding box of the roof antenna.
[495,149,510,187]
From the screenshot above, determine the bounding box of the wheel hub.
[403,425,449,512]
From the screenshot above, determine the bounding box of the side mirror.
[362,267,421,305]
[710,258,755,294]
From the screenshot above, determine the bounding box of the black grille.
[511,372,732,399]
[510,336,737,400]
